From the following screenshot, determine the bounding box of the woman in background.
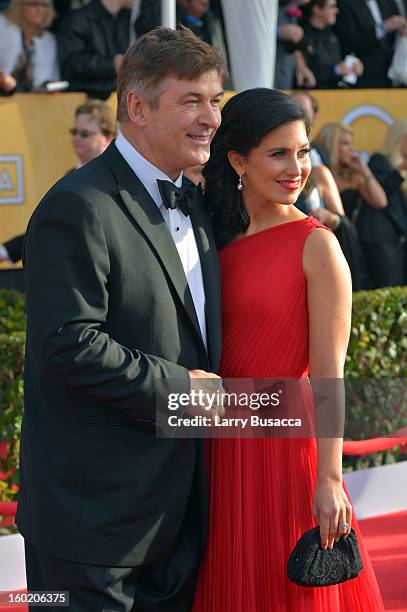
[193,89,384,611]
[313,123,387,222]
[298,0,364,88]
[316,121,406,288]
[0,0,59,94]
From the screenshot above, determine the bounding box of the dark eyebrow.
[266,143,310,152]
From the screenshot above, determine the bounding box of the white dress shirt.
[366,0,386,39]
[115,132,207,349]
[394,0,406,16]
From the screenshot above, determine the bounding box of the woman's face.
[21,0,51,29]
[337,130,353,166]
[315,0,339,26]
[234,120,311,207]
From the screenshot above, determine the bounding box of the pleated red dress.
[192,217,384,612]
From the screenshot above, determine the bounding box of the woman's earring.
[237,175,243,191]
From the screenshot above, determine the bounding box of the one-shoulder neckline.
[221,216,314,251]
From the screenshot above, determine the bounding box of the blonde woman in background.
[0,0,59,94]
[313,123,387,222]
[316,121,407,288]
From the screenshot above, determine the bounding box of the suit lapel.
[190,194,221,371]
[101,143,206,352]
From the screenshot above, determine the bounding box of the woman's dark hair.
[203,88,310,247]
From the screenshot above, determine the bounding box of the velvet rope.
[343,426,407,455]
[1,433,406,521]
[0,502,17,517]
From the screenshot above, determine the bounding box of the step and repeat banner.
[0,89,406,244]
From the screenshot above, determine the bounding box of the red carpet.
[359,510,407,612]
[0,507,406,611]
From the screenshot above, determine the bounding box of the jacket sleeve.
[135,1,161,36]
[57,14,116,81]
[301,49,341,87]
[368,153,404,195]
[24,189,190,426]
[335,0,380,55]
[4,234,25,262]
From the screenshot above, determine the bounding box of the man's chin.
[184,152,210,169]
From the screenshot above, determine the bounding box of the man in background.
[58,0,133,99]
[0,100,116,264]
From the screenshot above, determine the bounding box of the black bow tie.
[157,177,197,216]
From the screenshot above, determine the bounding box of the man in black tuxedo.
[335,0,407,88]
[17,27,225,611]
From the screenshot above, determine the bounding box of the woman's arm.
[303,228,353,549]
[348,156,388,208]
[311,165,345,215]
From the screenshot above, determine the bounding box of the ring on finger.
[337,522,349,530]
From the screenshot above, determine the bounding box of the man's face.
[291,93,315,126]
[71,113,112,165]
[139,71,223,179]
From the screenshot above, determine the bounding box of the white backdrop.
[220,0,278,90]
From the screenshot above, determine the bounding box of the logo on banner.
[0,156,24,205]
[341,104,394,127]
[341,104,395,162]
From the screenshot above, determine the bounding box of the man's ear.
[228,150,245,176]
[126,91,148,127]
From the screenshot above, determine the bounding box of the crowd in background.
[277,0,407,89]
[2,0,407,95]
[291,91,407,291]
[0,0,407,290]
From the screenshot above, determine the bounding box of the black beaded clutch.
[287,527,363,587]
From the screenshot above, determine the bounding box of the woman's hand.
[334,61,354,77]
[348,153,369,176]
[312,477,352,549]
[0,70,17,92]
[396,158,407,173]
[353,58,364,77]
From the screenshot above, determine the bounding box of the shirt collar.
[115,131,183,208]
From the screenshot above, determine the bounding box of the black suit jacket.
[58,0,131,99]
[357,152,407,244]
[16,142,221,566]
[135,0,187,36]
[335,0,400,88]
[4,234,25,263]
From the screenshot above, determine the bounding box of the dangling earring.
[237,175,243,191]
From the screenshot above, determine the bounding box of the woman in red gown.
[192,89,384,611]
